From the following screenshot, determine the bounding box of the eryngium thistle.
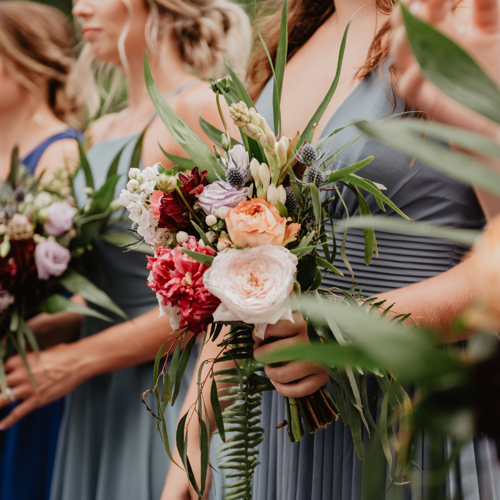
[299,144,318,166]
[285,186,299,213]
[226,167,245,188]
[306,165,325,186]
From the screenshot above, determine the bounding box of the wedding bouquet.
[117,3,413,494]
[0,145,127,395]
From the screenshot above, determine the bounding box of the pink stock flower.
[146,236,219,335]
[226,198,301,248]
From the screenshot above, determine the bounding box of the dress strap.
[146,79,201,125]
[21,129,82,175]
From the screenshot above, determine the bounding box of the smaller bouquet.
[0,147,126,393]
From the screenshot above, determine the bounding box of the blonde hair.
[0,2,83,128]
[77,0,252,117]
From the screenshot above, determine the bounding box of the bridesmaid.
[0,1,251,500]
[164,0,500,499]
[0,3,82,500]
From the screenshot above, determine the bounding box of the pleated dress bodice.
[251,66,500,500]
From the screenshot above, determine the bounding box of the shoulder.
[87,113,119,147]
[35,137,79,177]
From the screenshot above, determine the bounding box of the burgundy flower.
[158,167,208,232]
[0,238,37,293]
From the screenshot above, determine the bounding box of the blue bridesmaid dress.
[0,129,81,500]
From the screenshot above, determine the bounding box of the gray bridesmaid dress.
[50,83,225,500]
[252,64,500,499]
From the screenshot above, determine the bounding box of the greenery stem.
[288,397,304,442]
[175,186,201,224]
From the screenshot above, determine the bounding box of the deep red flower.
[157,167,208,232]
[147,236,219,335]
[0,238,37,293]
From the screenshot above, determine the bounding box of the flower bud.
[266,129,276,149]
[217,207,230,220]
[206,214,217,227]
[259,163,270,191]
[157,173,177,193]
[129,168,142,180]
[244,124,260,137]
[206,231,217,243]
[83,187,94,196]
[250,158,261,183]
[221,133,230,151]
[109,199,122,212]
[176,231,189,244]
[277,137,288,160]
[127,179,141,193]
[199,239,206,249]
[248,108,259,126]
[267,184,279,206]
[258,134,268,149]
[258,115,268,131]
[277,185,287,205]
[217,239,231,252]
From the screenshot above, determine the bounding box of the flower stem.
[175,187,201,225]
[288,397,304,442]
[216,93,231,150]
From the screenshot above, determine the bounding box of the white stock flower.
[129,168,142,180]
[127,179,141,192]
[203,245,298,339]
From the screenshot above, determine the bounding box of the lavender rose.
[196,181,250,216]
[44,202,75,236]
[35,239,71,280]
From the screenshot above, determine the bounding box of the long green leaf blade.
[38,294,113,322]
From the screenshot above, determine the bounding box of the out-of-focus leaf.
[158,144,197,170]
[340,216,480,247]
[38,294,113,322]
[8,146,19,188]
[356,190,375,265]
[211,377,226,442]
[356,120,500,197]
[172,333,197,405]
[401,3,500,124]
[77,140,94,191]
[310,183,322,227]
[60,268,128,320]
[325,156,374,183]
[199,115,240,149]
[130,127,148,171]
[106,143,127,180]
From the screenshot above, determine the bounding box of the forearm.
[75,307,185,380]
[374,257,477,341]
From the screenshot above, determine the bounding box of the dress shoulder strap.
[21,129,82,175]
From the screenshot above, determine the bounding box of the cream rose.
[203,245,298,338]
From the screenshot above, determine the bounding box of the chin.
[90,44,121,65]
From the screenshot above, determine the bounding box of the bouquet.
[0,144,128,394]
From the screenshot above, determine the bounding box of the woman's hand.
[393,0,500,139]
[252,313,329,398]
[0,343,86,429]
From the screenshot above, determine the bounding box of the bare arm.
[0,307,193,428]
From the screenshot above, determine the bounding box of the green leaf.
[276,201,288,218]
[343,173,411,221]
[130,127,148,171]
[199,413,209,493]
[144,53,224,183]
[60,268,128,320]
[199,115,240,149]
[296,254,318,291]
[172,333,197,405]
[340,216,480,247]
[309,183,322,227]
[356,120,500,198]
[349,401,365,460]
[106,143,127,180]
[158,144,196,170]
[21,319,39,354]
[8,145,19,188]
[179,248,214,266]
[316,256,343,276]
[356,190,375,265]
[326,156,374,183]
[299,7,360,144]
[0,235,10,259]
[401,3,500,124]
[211,377,226,442]
[77,140,94,191]
[38,294,113,322]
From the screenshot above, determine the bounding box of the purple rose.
[44,202,75,236]
[35,239,71,280]
[197,181,250,216]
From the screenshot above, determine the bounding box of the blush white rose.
[203,245,298,339]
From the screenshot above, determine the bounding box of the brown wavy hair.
[247,0,396,101]
[0,2,83,128]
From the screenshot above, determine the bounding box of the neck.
[122,42,196,111]
[0,95,60,158]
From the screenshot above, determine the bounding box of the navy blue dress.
[0,130,81,500]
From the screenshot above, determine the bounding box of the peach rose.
[203,246,298,339]
[226,198,300,248]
